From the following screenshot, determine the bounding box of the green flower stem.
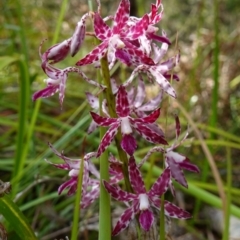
[98,65,111,240]
[222,147,232,240]
[71,156,84,240]
[210,0,220,135]
[100,55,132,192]
[99,128,111,240]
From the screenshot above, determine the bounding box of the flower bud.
[43,39,71,63]
[70,17,86,57]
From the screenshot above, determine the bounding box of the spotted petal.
[126,14,149,40]
[90,111,117,126]
[178,159,200,173]
[121,134,137,156]
[86,92,99,109]
[96,121,120,157]
[112,0,130,34]
[81,181,100,209]
[133,77,145,108]
[103,180,135,201]
[70,13,88,56]
[128,156,146,194]
[132,121,168,145]
[148,0,163,25]
[118,41,155,66]
[94,12,112,41]
[166,153,188,188]
[76,40,108,66]
[112,207,135,236]
[116,85,130,117]
[58,177,77,195]
[41,39,71,64]
[161,54,180,72]
[32,84,59,101]
[138,90,163,112]
[41,62,62,80]
[149,167,170,197]
[133,108,160,124]
[47,143,80,169]
[164,200,191,219]
[152,42,168,63]
[149,66,176,98]
[139,209,154,231]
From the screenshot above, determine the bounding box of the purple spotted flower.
[32,13,104,107]
[140,116,200,191]
[46,143,124,208]
[45,143,99,206]
[128,76,163,117]
[76,0,154,68]
[122,34,180,98]
[125,0,170,57]
[90,85,167,157]
[81,154,123,208]
[103,156,191,236]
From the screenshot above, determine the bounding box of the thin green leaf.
[0,195,38,240]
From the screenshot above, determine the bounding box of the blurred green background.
[0,0,240,239]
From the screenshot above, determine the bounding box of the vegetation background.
[0,0,240,239]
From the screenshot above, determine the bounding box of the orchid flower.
[128,76,163,117]
[81,154,123,208]
[122,34,180,98]
[126,0,170,56]
[90,85,167,157]
[103,156,191,236]
[32,40,105,107]
[45,143,98,204]
[139,116,200,190]
[46,143,123,208]
[76,0,154,68]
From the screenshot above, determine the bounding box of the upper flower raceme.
[91,85,167,157]
[76,0,155,68]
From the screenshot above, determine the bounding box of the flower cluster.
[35,0,199,237]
